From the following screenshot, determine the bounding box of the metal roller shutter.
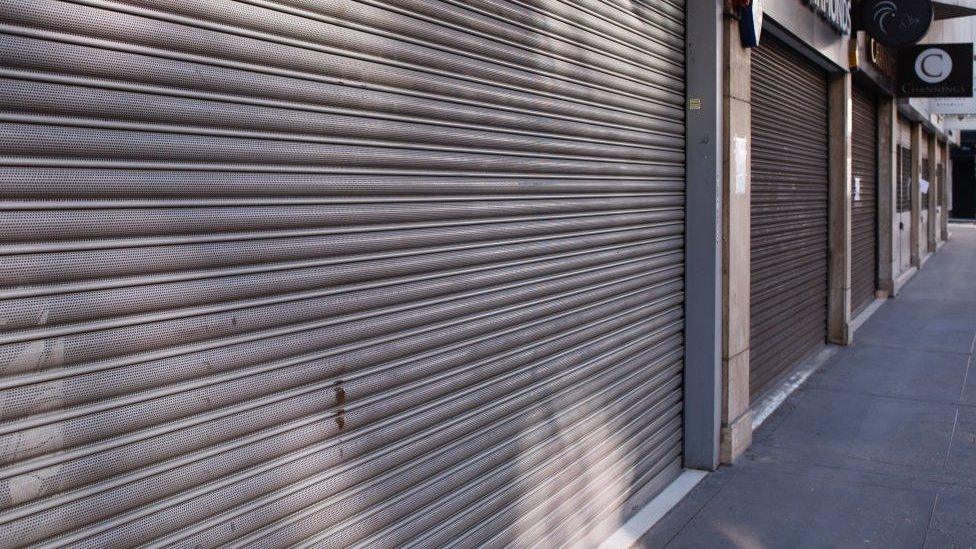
[938,143,946,209]
[936,145,944,239]
[750,34,829,399]
[851,85,877,317]
[898,119,913,214]
[0,1,687,547]
[922,146,931,211]
[897,116,912,274]
[922,132,931,255]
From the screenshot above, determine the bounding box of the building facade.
[0,0,965,545]
[720,0,962,464]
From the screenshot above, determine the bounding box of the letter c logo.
[915,48,953,84]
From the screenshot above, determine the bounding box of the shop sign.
[897,43,974,97]
[805,0,853,35]
[930,95,976,115]
[859,0,934,47]
[869,39,898,80]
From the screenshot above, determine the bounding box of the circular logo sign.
[860,0,934,47]
[914,48,953,83]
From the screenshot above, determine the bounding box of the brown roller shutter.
[899,145,913,213]
[936,142,945,237]
[851,85,878,317]
[922,148,932,210]
[0,0,687,547]
[938,143,946,209]
[750,35,829,399]
[935,142,945,208]
[896,116,913,274]
[922,132,931,255]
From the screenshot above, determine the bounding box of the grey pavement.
[639,224,976,549]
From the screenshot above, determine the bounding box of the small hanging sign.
[859,0,934,48]
[897,43,974,97]
[738,0,764,48]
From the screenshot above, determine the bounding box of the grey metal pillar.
[683,0,724,472]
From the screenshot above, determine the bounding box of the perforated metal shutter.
[895,116,913,274]
[0,1,687,547]
[922,135,931,211]
[921,133,931,255]
[936,142,944,239]
[897,149,912,213]
[898,117,912,214]
[851,85,877,317]
[750,34,829,399]
[938,143,945,208]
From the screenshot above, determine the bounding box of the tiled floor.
[639,225,976,549]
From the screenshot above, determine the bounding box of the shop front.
[0,1,696,546]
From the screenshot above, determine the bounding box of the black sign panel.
[860,0,934,47]
[897,43,974,97]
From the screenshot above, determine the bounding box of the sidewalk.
[639,224,976,548]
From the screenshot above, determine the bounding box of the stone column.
[719,14,751,465]
[876,98,896,298]
[910,123,922,267]
[928,135,938,252]
[827,73,852,345]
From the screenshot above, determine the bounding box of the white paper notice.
[734,136,748,195]
[920,179,930,194]
[853,177,861,202]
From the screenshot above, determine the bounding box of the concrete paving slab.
[852,309,976,355]
[656,468,933,549]
[961,364,976,406]
[806,345,970,404]
[742,443,953,493]
[749,382,813,446]
[634,469,734,549]
[923,486,976,549]
[761,388,957,470]
[946,406,976,476]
